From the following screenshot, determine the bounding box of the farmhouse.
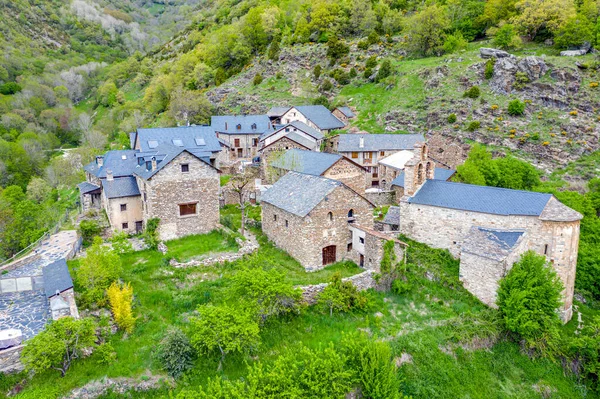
[266,149,367,193]
[268,105,346,134]
[211,115,272,159]
[395,142,582,321]
[332,106,356,125]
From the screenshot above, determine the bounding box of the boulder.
[489,57,519,94]
[479,48,513,59]
[561,49,588,57]
[517,56,548,80]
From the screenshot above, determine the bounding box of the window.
[252,138,259,147]
[122,222,128,229]
[251,123,257,130]
[544,244,549,255]
[285,220,289,227]
[348,209,354,222]
[273,214,277,222]
[380,151,385,156]
[234,138,241,147]
[148,140,158,149]
[179,203,197,216]
[347,243,352,252]
[181,164,189,173]
[236,124,242,130]
[143,192,147,201]
[359,237,365,244]
[195,137,206,146]
[172,139,184,146]
[120,204,127,212]
[328,212,333,222]
[351,152,358,159]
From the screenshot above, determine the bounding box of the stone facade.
[217,133,261,159]
[262,185,374,271]
[347,225,406,272]
[260,137,312,182]
[321,158,368,194]
[137,152,220,241]
[102,193,143,234]
[0,345,24,374]
[332,108,351,125]
[364,190,396,206]
[280,108,323,133]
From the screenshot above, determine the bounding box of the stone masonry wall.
[400,200,579,321]
[104,195,143,233]
[260,137,311,183]
[262,186,374,271]
[322,158,368,194]
[298,270,377,304]
[364,190,396,206]
[142,152,220,241]
[0,345,24,374]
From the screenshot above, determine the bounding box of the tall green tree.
[404,4,451,56]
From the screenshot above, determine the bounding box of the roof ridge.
[426,179,551,197]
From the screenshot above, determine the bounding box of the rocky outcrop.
[490,56,549,95]
[560,41,592,56]
[479,48,512,59]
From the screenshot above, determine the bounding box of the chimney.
[225,122,228,130]
[359,137,364,148]
[151,157,157,171]
[106,170,114,181]
[96,156,104,167]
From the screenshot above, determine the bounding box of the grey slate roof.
[77,181,100,194]
[260,121,324,141]
[294,105,345,130]
[136,126,221,154]
[42,259,74,298]
[338,134,425,152]
[391,168,456,187]
[283,132,318,150]
[83,150,138,178]
[211,115,271,135]
[261,172,342,217]
[408,180,552,216]
[134,145,214,180]
[336,106,355,118]
[382,206,400,226]
[102,176,141,199]
[267,106,291,118]
[462,227,525,261]
[270,149,342,176]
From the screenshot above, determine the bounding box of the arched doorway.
[322,245,337,265]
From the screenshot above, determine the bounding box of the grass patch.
[165,230,238,262]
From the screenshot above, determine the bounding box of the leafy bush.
[463,86,480,99]
[155,327,196,378]
[252,73,263,86]
[110,231,133,254]
[513,72,530,90]
[313,95,330,108]
[320,79,333,92]
[143,218,160,250]
[508,99,526,116]
[566,316,600,391]
[554,14,594,50]
[326,36,350,63]
[365,56,378,69]
[447,113,457,123]
[21,317,97,377]
[317,272,369,316]
[367,31,380,45]
[0,82,22,95]
[497,251,563,353]
[484,58,496,79]
[313,64,322,80]
[492,24,522,50]
[79,219,101,246]
[349,67,358,78]
[331,68,350,85]
[107,281,135,333]
[76,237,122,307]
[375,59,392,83]
[443,31,468,54]
[466,120,481,131]
[267,36,280,61]
[95,343,117,365]
[190,303,260,371]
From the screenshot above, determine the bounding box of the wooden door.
[322,245,337,266]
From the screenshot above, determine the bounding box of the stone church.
[395,143,582,322]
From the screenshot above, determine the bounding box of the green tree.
[497,251,563,352]
[443,31,468,53]
[155,327,196,378]
[26,177,52,203]
[326,36,350,63]
[21,317,97,377]
[253,73,263,86]
[404,4,451,56]
[317,272,369,316]
[76,237,123,306]
[492,24,522,49]
[513,0,576,40]
[554,14,595,49]
[293,16,311,43]
[507,99,526,116]
[168,89,213,125]
[375,59,393,82]
[190,304,260,371]
[97,81,119,107]
[268,34,281,61]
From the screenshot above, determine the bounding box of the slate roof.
[338,134,425,152]
[102,176,141,199]
[382,206,400,226]
[282,132,317,150]
[462,227,526,261]
[267,106,291,118]
[336,106,355,118]
[408,180,553,216]
[391,168,456,187]
[135,126,221,153]
[260,121,324,141]
[42,259,74,298]
[294,105,345,130]
[261,172,343,217]
[270,149,342,176]
[134,145,214,180]
[83,150,138,178]
[211,115,271,134]
[77,181,100,194]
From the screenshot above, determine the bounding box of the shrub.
[466,120,481,131]
[76,237,122,307]
[484,59,496,79]
[367,31,380,45]
[463,86,480,99]
[590,82,599,88]
[326,36,350,63]
[507,99,526,116]
[513,72,530,90]
[21,317,97,377]
[107,282,135,333]
[497,251,563,353]
[313,95,330,108]
[317,272,369,316]
[375,59,392,83]
[363,67,374,79]
[156,327,196,378]
[267,36,281,61]
[252,73,263,86]
[357,40,369,50]
[313,64,322,80]
[320,79,333,92]
[79,219,101,246]
[0,82,22,95]
[349,67,358,78]
[275,71,283,79]
[443,31,468,54]
[143,218,160,250]
[110,231,133,254]
[447,113,457,123]
[492,24,522,50]
[95,343,117,365]
[365,56,378,69]
[331,69,350,85]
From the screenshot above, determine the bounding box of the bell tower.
[403,142,435,197]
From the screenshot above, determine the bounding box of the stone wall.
[0,345,24,374]
[103,194,143,233]
[364,190,395,206]
[260,137,311,183]
[262,185,374,271]
[298,270,377,304]
[322,158,368,194]
[217,133,261,158]
[139,152,220,241]
[400,200,579,321]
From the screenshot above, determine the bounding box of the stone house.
[266,149,368,193]
[390,167,455,198]
[332,133,425,187]
[134,146,220,241]
[261,172,375,271]
[269,105,345,134]
[394,143,582,322]
[101,176,144,234]
[211,115,272,159]
[332,106,356,125]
